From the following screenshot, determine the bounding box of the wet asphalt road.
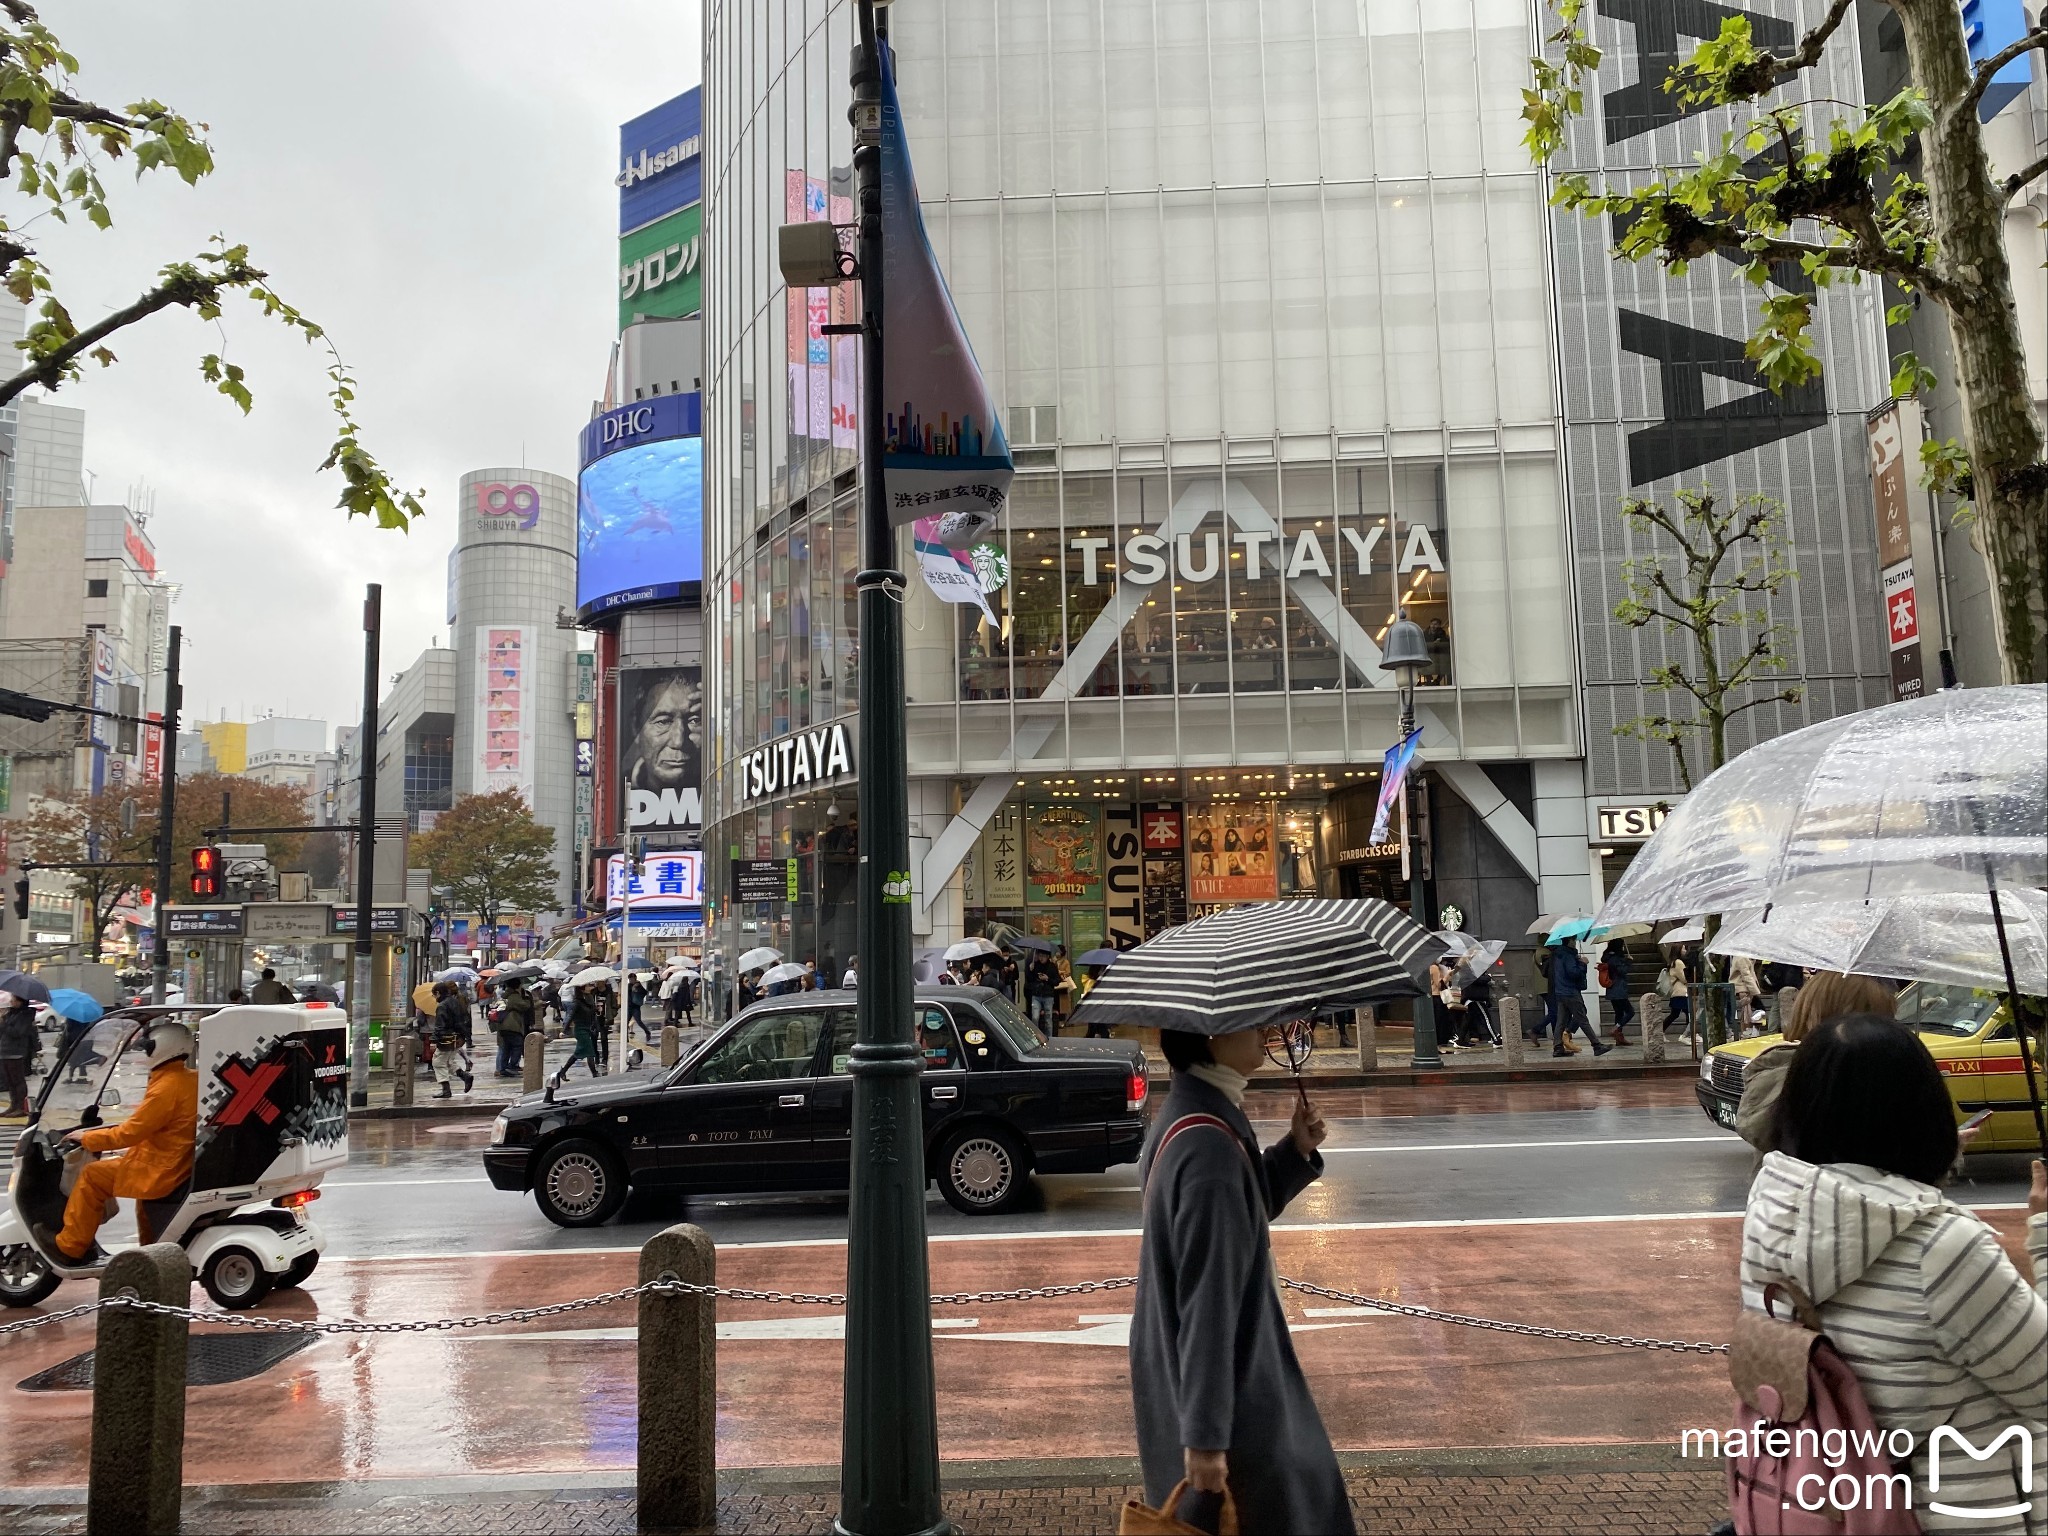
[310,1088,2037,1259]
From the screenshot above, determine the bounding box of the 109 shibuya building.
[698,0,1907,982]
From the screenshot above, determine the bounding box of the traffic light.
[11,878,28,921]
[0,687,55,722]
[190,845,222,900]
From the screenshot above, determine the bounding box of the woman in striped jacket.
[1742,1014,2046,1532]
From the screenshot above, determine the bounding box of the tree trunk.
[1893,0,2048,682]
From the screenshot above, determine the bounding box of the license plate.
[1713,1100,1739,1129]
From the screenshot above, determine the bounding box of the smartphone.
[1960,1109,1995,1132]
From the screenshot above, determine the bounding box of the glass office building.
[702,0,1607,980]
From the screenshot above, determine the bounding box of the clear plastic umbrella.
[1450,939,1507,986]
[1709,889,2048,995]
[736,946,783,973]
[1598,686,2045,922]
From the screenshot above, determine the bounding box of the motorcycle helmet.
[143,1022,193,1068]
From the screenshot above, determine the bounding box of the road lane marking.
[322,1177,493,1188]
[316,1201,2030,1263]
[469,1317,983,1343]
[1301,1306,1399,1319]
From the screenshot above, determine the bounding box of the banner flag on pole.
[1369,729,1422,847]
[878,42,1012,560]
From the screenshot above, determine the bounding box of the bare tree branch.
[2007,151,2048,201]
[1961,25,2048,119]
[1767,0,1858,85]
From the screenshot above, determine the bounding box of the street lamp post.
[837,4,948,1534]
[1378,610,1439,1068]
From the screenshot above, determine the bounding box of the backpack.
[1726,1282,1921,1535]
[1596,961,1613,989]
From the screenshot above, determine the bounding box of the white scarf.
[1186,1061,1248,1106]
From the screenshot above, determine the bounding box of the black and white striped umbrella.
[1069,898,1436,1036]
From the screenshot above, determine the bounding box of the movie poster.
[1025,804,1102,905]
[1184,806,1279,903]
[620,665,703,833]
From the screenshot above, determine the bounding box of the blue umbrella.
[45,988,104,1025]
[0,969,52,1005]
[1546,916,1596,943]
[1077,948,1121,966]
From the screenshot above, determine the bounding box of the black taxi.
[483,986,1150,1226]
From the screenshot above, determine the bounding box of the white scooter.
[1,1003,348,1310]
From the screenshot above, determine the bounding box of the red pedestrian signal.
[190,846,222,900]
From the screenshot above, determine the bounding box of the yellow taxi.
[1697,981,2046,1153]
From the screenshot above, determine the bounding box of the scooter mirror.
[97,1088,122,1107]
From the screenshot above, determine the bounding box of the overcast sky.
[24,1,701,737]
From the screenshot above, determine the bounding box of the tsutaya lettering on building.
[1067,524,1445,585]
[733,721,854,805]
[1595,803,1671,842]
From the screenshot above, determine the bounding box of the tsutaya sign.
[1068,524,1445,585]
[732,721,855,806]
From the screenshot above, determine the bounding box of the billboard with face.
[621,665,702,834]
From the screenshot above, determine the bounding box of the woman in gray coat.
[1131,1022,1352,1535]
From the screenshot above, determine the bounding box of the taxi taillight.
[1127,1070,1149,1112]
[274,1189,320,1210]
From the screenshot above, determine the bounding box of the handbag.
[1655,968,1674,999]
[1119,1480,1240,1536]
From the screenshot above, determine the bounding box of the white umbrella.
[738,946,783,972]
[1709,889,2048,995]
[1432,930,1482,956]
[760,962,809,986]
[569,965,616,988]
[1660,920,1707,945]
[1599,686,2044,922]
[1450,939,1508,986]
[943,938,997,962]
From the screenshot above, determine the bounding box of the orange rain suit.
[54,1058,198,1259]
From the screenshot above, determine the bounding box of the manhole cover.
[17,1330,316,1392]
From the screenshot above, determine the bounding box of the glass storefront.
[702,0,1582,975]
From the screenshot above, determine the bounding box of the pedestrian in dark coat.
[1131,1025,1353,1535]
[0,994,39,1115]
[1598,939,1635,1044]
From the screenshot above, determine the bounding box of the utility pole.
[838,6,947,1534]
[148,626,181,1006]
[349,585,381,1108]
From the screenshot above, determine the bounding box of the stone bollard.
[1355,1007,1377,1072]
[639,1224,717,1533]
[660,1025,681,1069]
[89,1244,191,1536]
[523,1032,546,1094]
[390,1034,415,1108]
[1499,995,1523,1067]
[1640,994,1668,1063]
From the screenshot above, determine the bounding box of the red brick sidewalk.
[0,1452,1727,1534]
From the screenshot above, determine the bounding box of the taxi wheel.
[938,1125,1028,1215]
[201,1247,273,1310]
[535,1139,628,1228]
[0,1243,59,1309]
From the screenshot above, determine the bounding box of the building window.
[86,578,108,598]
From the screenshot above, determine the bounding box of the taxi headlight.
[490,1114,509,1146]
[1700,1052,1716,1082]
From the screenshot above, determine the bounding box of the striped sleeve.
[1918,1211,2048,1424]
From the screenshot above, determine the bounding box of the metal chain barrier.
[0,1272,1724,1353]
[1278,1276,1730,1355]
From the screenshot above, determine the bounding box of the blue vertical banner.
[1368,729,1422,847]
[878,43,1013,553]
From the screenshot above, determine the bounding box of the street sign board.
[242,903,334,943]
[164,907,245,938]
[328,906,411,937]
[732,859,793,904]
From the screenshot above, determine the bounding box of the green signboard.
[619,203,702,328]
